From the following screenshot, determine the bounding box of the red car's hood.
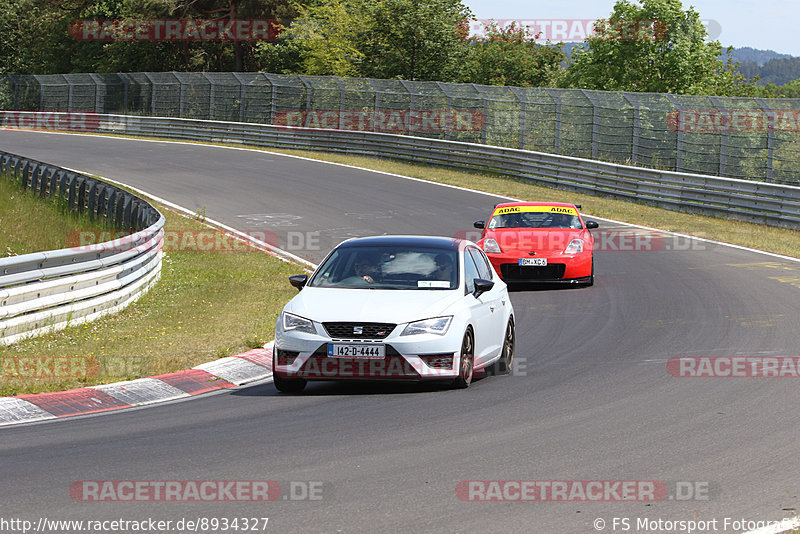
[483,228,588,254]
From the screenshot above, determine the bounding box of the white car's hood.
[286,287,463,324]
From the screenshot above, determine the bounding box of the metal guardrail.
[63,112,800,229]
[0,149,164,345]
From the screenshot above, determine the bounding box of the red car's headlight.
[564,239,584,254]
[483,238,502,254]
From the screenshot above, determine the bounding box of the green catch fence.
[1,72,799,185]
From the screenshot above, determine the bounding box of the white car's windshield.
[308,246,459,290]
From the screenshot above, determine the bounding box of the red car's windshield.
[489,210,582,230]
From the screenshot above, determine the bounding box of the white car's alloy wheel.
[453,329,474,389]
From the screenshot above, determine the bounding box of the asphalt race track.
[2,130,800,533]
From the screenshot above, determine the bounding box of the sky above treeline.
[461,0,799,57]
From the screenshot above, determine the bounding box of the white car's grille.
[323,322,396,339]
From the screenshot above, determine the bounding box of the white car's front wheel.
[274,373,307,393]
[452,329,474,389]
[490,317,515,376]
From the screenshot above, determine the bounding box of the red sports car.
[473,202,599,286]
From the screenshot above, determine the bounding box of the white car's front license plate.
[327,344,386,359]
[519,258,547,266]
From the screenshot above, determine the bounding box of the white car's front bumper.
[274,320,466,380]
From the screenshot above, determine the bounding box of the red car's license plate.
[519,258,547,266]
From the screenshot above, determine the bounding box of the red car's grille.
[500,263,567,280]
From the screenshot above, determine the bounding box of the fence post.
[143,73,156,116]
[298,75,313,128]
[231,72,247,122]
[201,72,215,120]
[435,82,452,140]
[621,92,640,164]
[89,73,102,113]
[67,75,74,111]
[367,79,380,133]
[508,87,526,150]
[123,76,129,114]
[709,96,727,176]
[177,72,185,118]
[756,98,775,182]
[398,80,415,136]
[544,88,562,154]
[665,94,684,172]
[581,89,600,159]
[470,83,491,145]
[10,74,19,110]
[32,75,45,111]
[332,76,346,130]
[270,79,277,125]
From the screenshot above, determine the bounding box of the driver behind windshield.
[349,251,381,284]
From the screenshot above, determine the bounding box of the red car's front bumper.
[486,252,593,283]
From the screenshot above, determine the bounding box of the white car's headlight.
[401,316,453,336]
[564,238,583,254]
[483,238,502,254]
[281,312,316,334]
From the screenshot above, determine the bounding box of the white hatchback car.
[273,236,515,393]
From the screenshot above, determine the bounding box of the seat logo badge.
[353,326,363,334]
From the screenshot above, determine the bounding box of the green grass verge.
[0,196,302,396]
[0,173,108,255]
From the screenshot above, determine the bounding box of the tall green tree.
[463,22,564,87]
[275,0,365,76]
[360,0,472,81]
[0,0,301,74]
[562,0,756,95]
[760,79,800,98]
